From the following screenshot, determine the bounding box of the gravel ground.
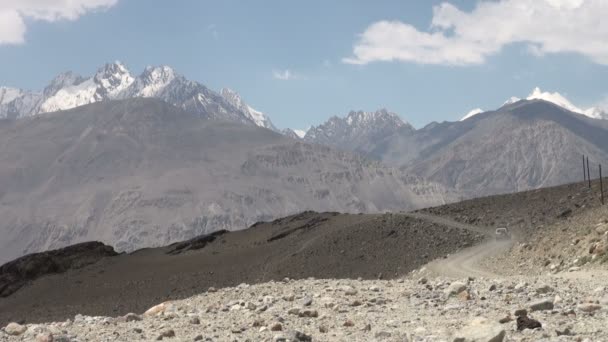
[2,272,607,342]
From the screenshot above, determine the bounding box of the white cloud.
[273,69,297,81]
[344,0,608,66]
[0,0,118,45]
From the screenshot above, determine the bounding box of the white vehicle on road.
[495,227,511,241]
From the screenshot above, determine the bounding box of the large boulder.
[530,298,554,311]
[453,317,506,342]
[4,322,27,336]
[516,316,542,331]
[445,282,468,297]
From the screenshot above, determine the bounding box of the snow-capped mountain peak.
[345,108,407,128]
[1,62,281,129]
[282,127,309,139]
[37,62,135,113]
[130,65,177,98]
[94,61,135,97]
[220,88,277,131]
[0,87,24,105]
[220,88,243,108]
[462,87,608,122]
[459,108,484,121]
[43,72,84,97]
[303,108,410,148]
[526,87,583,113]
[525,87,608,120]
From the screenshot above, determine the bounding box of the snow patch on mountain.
[130,66,176,98]
[293,129,307,138]
[504,96,521,105]
[583,107,607,120]
[39,62,134,113]
[245,105,268,128]
[94,62,134,97]
[220,88,277,130]
[39,79,98,113]
[461,87,608,121]
[0,87,23,105]
[526,87,608,120]
[43,72,85,97]
[459,108,484,121]
[526,87,582,113]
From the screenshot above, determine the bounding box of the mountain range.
[2,62,608,262]
[0,98,450,264]
[299,90,608,198]
[0,62,276,131]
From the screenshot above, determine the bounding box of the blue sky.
[1,0,607,129]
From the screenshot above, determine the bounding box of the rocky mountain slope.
[408,100,608,197]
[0,98,451,264]
[350,100,608,198]
[303,109,412,155]
[0,62,275,130]
[220,88,277,131]
[295,89,608,199]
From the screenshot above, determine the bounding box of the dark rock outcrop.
[0,242,117,297]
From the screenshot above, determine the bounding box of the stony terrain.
[2,269,608,341]
[482,197,608,278]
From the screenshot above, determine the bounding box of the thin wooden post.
[587,157,591,188]
[600,164,604,205]
[584,155,587,182]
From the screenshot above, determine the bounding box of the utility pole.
[600,164,604,205]
[584,155,587,182]
[587,156,591,188]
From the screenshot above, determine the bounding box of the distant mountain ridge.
[0,62,276,131]
[360,99,608,198]
[302,109,412,154]
[461,87,608,121]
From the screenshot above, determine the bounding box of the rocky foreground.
[2,270,608,342]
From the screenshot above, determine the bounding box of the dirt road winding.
[405,212,514,278]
